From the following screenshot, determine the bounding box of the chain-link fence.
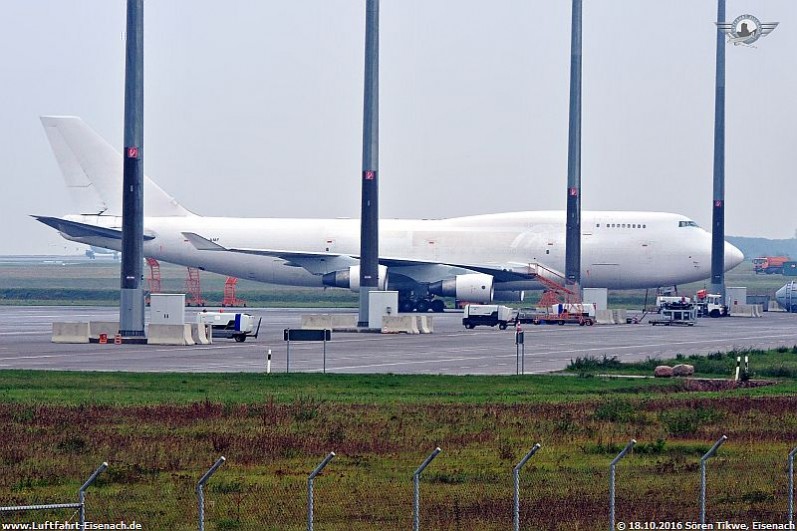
[2,443,796,530]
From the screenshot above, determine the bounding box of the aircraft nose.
[724,242,744,271]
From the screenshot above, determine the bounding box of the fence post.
[197,456,226,531]
[307,452,335,531]
[513,443,541,531]
[609,439,636,531]
[413,447,441,531]
[700,435,727,524]
[789,446,797,525]
[77,461,108,531]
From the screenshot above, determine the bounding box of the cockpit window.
[678,220,699,228]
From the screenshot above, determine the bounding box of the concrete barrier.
[300,314,358,330]
[417,315,434,334]
[612,309,628,324]
[381,315,419,334]
[595,310,615,325]
[730,304,761,318]
[148,324,195,346]
[89,321,119,340]
[52,322,90,343]
[753,304,763,317]
[768,301,786,312]
[191,324,212,345]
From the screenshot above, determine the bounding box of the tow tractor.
[462,304,514,329]
[694,289,729,318]
[197,311,262,342]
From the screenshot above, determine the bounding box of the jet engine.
[493,290,525,302]
[322,265,388,291]
[428,273,494,303]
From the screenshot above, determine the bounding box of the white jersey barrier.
[417,315,434,334]
[381,315,419,334]
[52,322,90,343]
[729,304,763,318]
[89,321,119,341]
[148,324,195,346]
[191,324,212,345]
[595,310,616,325]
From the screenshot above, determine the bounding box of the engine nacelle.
[428,273,494,303]
[322,265,388,292]
[493,290,525,303]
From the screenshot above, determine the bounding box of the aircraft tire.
[431,300,445,313]
[399,300,414,313]
[415,300,430,313]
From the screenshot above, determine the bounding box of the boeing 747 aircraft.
[36,116,744,312]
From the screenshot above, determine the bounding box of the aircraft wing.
[183,232,537,282]
[181,232,358,274]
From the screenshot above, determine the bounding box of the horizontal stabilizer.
[34,216,154,241]
[181,232,227,251]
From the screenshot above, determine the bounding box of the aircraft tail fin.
[40,116,193,217]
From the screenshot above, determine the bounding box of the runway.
[1,306,796,374]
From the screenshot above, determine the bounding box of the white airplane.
[36,116,744,312]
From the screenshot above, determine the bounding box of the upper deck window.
[678,220,699,228]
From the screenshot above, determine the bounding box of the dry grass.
[1,373,796,529]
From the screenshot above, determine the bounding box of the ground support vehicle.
[649,303,697,326]
[197,312,262,342]
[462,304,514,329]
[694,290,729,318]
[530,312,594,326]
[753,256,790,275]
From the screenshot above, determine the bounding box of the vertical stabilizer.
[40,116,193,217]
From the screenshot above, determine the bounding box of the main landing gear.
[399,297,446,313]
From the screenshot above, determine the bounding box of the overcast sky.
[2,0,795,254]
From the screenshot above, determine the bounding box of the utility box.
[582,288,608,311]
[369,291,399,329]
[725,287,747,309]
[150,294,186,325]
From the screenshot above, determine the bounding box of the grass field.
[2,362,797,529]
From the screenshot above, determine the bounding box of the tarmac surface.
[1,306,796,374]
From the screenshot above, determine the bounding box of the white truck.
[197,311,261,342]
[462,304,514,330]
[694,290,729,318]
